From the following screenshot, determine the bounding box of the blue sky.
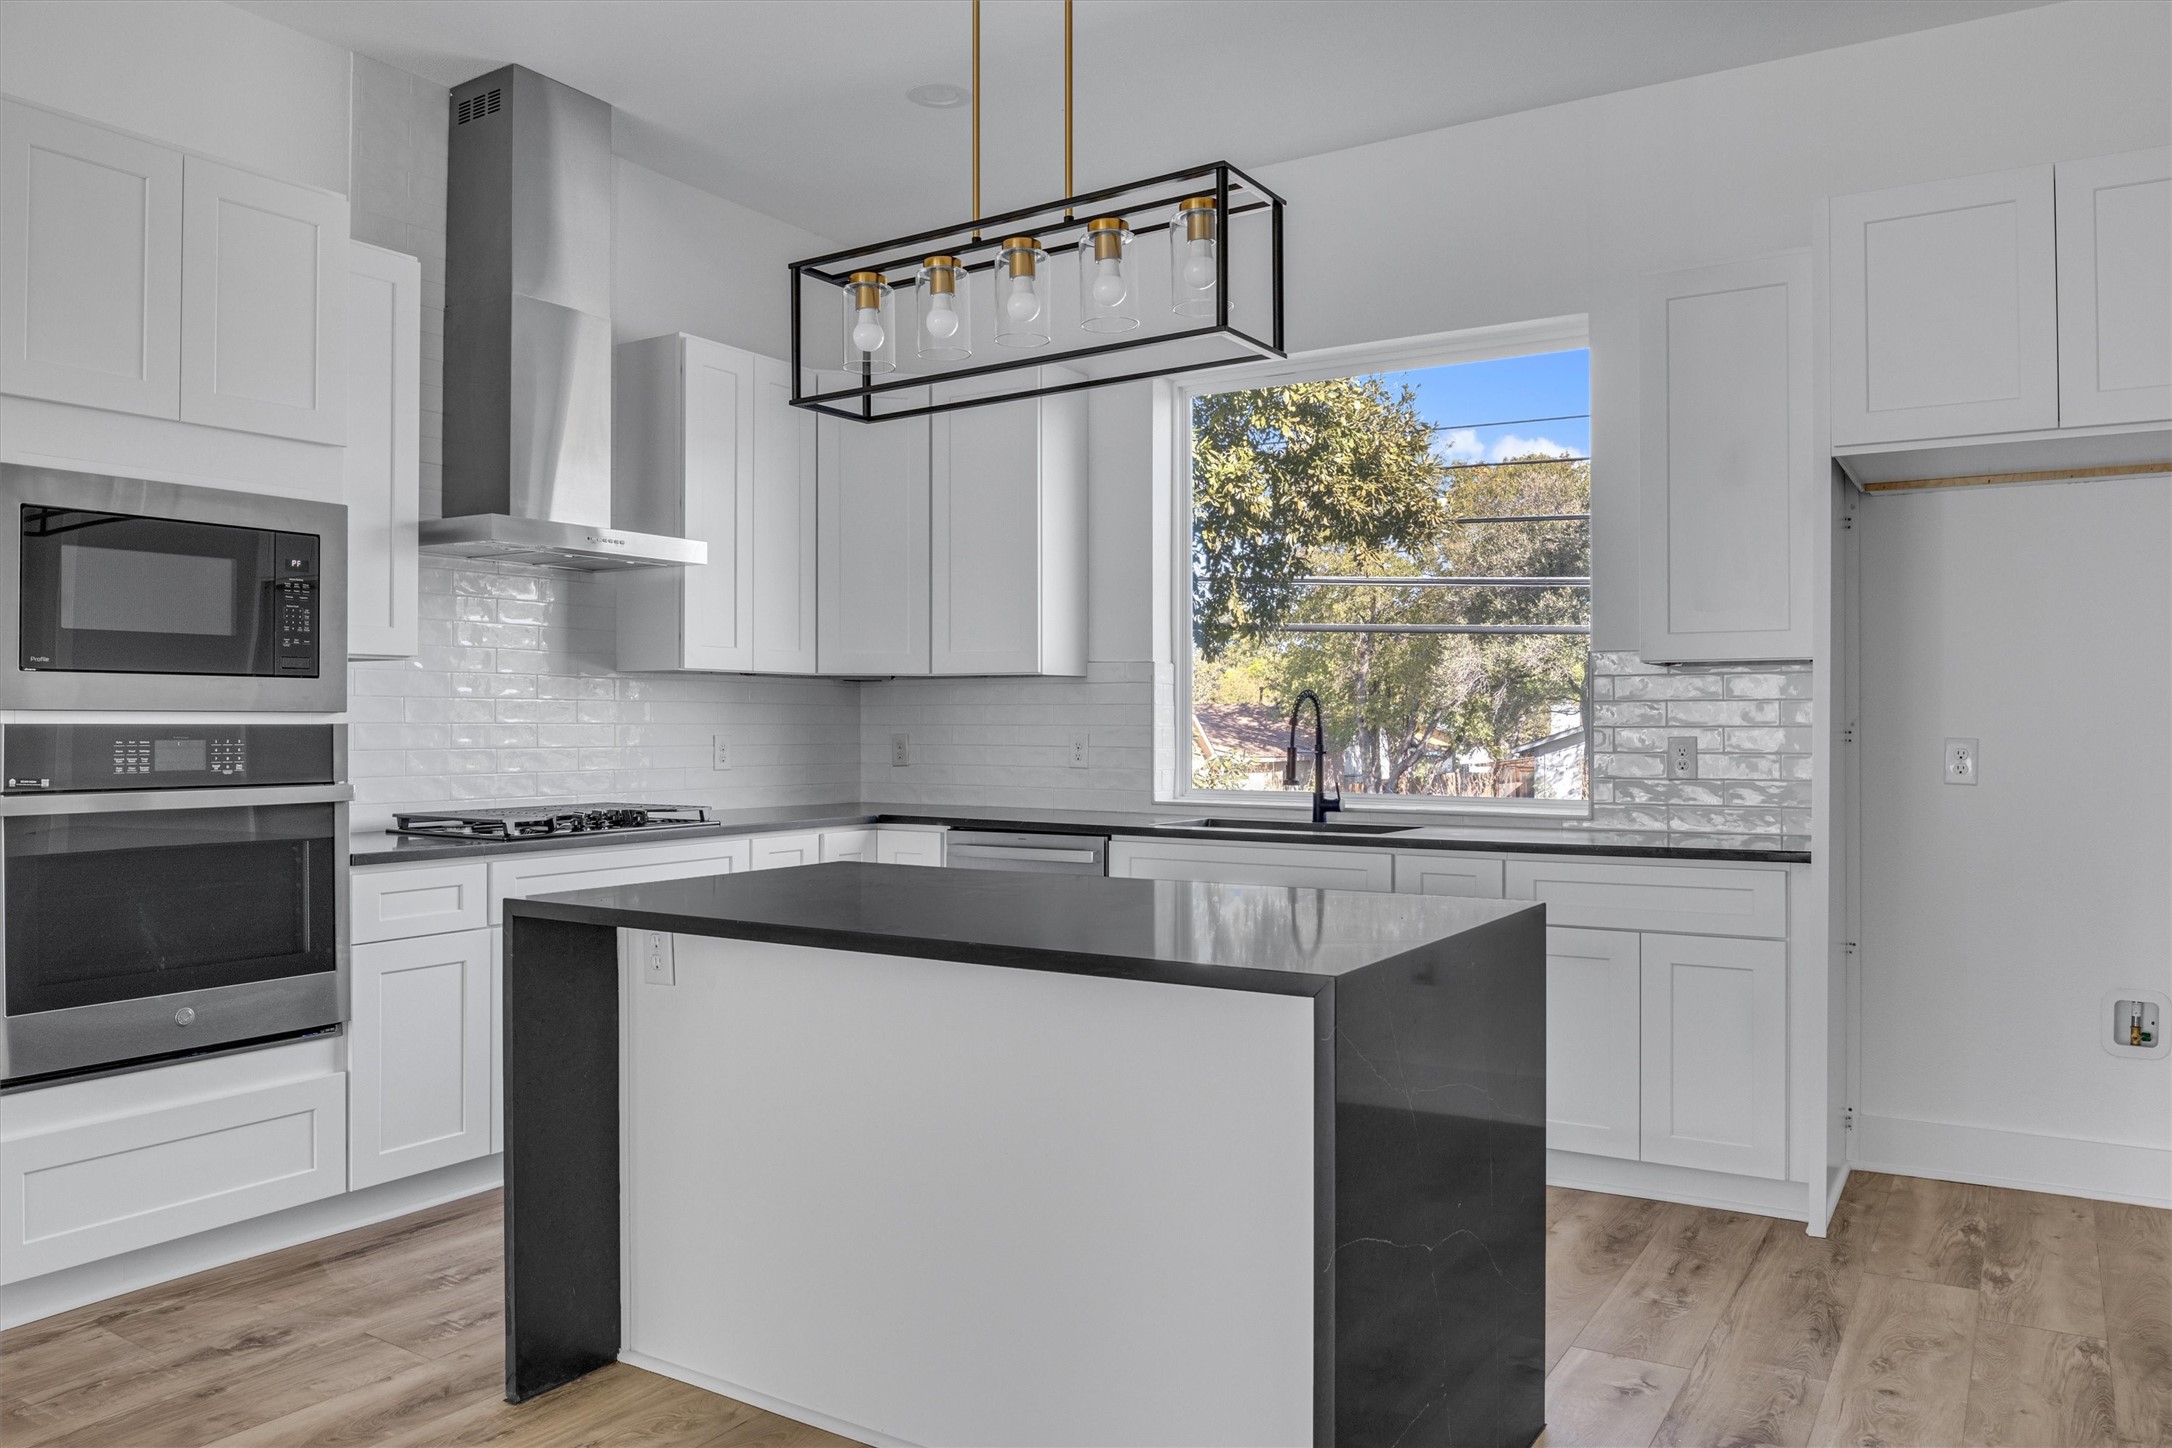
[1375,348,1591,465]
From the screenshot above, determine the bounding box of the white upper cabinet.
[1639,252,1814,661]
[752,353,819,673]
[179,155,346,443]
[344,240,420,659]
[818,413,931,676]
[0,99,183,418]
[930,372,1086,677]
[615,334,757,672]
[615,339,816,675]
[2056,147,2172,428]
[1830,165,2058,445]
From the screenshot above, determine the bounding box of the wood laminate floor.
[0,1174,2166,1447]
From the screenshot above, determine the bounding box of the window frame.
[1162,314,1595,817]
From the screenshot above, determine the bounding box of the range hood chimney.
[423,65,703,571]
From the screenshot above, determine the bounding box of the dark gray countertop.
[352,800,1811,868]
[507,862,1539,993]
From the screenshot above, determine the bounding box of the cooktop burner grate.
[390,802,714,841]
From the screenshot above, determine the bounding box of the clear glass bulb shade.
[916,258,972,362]
[995,240,1050,348]
[1170,200,1218,319]
[838,274,897,372]
[1078,220,1139,334]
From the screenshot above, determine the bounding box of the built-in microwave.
[0,465,345,712]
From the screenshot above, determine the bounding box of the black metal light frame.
[789,160,1285,423]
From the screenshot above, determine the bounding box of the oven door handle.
[0,783,353,815]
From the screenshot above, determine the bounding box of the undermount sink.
[1167,817,1419,836]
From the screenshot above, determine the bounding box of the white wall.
[0,0,350,193]
[613,158,833,356]
[1854,477,2172,1202]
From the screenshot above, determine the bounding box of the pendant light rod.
[970,0,981,238]
[1063,0,1074,218]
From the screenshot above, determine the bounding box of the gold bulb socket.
[1178,196,1216,243]
[1001,237,1041,278]
[846,271,886,310]
[922,256,960,295]
[1086,216,1127,262]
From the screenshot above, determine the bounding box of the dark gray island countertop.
[509,860,1539,994]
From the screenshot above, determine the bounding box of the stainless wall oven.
[0,465,345,712]
[0,723,349,1086]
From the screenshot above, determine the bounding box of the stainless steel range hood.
[425,65,704,572]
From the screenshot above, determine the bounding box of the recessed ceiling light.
[907,83,970,110]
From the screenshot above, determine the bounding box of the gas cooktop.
[390,803,714,841]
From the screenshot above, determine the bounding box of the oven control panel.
[3,724,336,793]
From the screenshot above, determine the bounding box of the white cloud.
[1486,433,1575,462]
[1435,428,1484,463]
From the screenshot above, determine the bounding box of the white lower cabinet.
[1544,927,1643,1161]
[348,929,493,1190]
[0,1043,346,1282]
[487,837,753,923]
[1638,932,1788,1179]
[1108,838,1394,892]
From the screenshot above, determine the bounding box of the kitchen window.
[1178,328,1591,806]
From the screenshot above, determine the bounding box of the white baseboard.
[0,1155,503,1329]
[619,1350,913,1448]
[1548,1149,1811,1222]
[1852,1113,2172,1208]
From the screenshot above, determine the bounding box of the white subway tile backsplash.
[347,560,860,832]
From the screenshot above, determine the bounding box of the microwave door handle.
[0,783,353,815]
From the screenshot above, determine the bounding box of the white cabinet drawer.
[1108,839,1394,893]
[750,831,823,870]
[821,828,877,863]
[1391,853,1505,899]
[0,1066,345,1282]
[488,838,753,922]
[1505,858,1785,938]
[352,861,490,943]
[874,827,945,867]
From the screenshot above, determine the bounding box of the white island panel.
[621,933,1315,1448]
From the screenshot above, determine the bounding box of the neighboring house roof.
[1512,723,1587,758]
[1193,701,1288,761]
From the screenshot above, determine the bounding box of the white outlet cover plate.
[1944,737,1980,785]
[642,929,675,986]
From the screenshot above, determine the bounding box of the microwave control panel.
[2,724,337,793]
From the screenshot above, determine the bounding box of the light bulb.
[851,309,884,353]
[1183,238,1217,290]
[924,293,960,340]
[1005,275,1041,323]
[1090,257,1127,307]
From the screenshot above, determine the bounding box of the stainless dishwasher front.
[942,830,1108,875]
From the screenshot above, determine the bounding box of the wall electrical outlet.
[711,735,730,770]
[641,930,675,986]
[891,732,911,767]
[1944,737,1979,785]
[1069,729,1089,769]
[1667,737,1698,779]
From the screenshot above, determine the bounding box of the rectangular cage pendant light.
[790,160,1285,423]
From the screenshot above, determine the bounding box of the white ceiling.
[237,0,2048,243]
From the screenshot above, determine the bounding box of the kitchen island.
[502,863,1544,1448]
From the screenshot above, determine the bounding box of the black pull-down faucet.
[1284,690,1342,825]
